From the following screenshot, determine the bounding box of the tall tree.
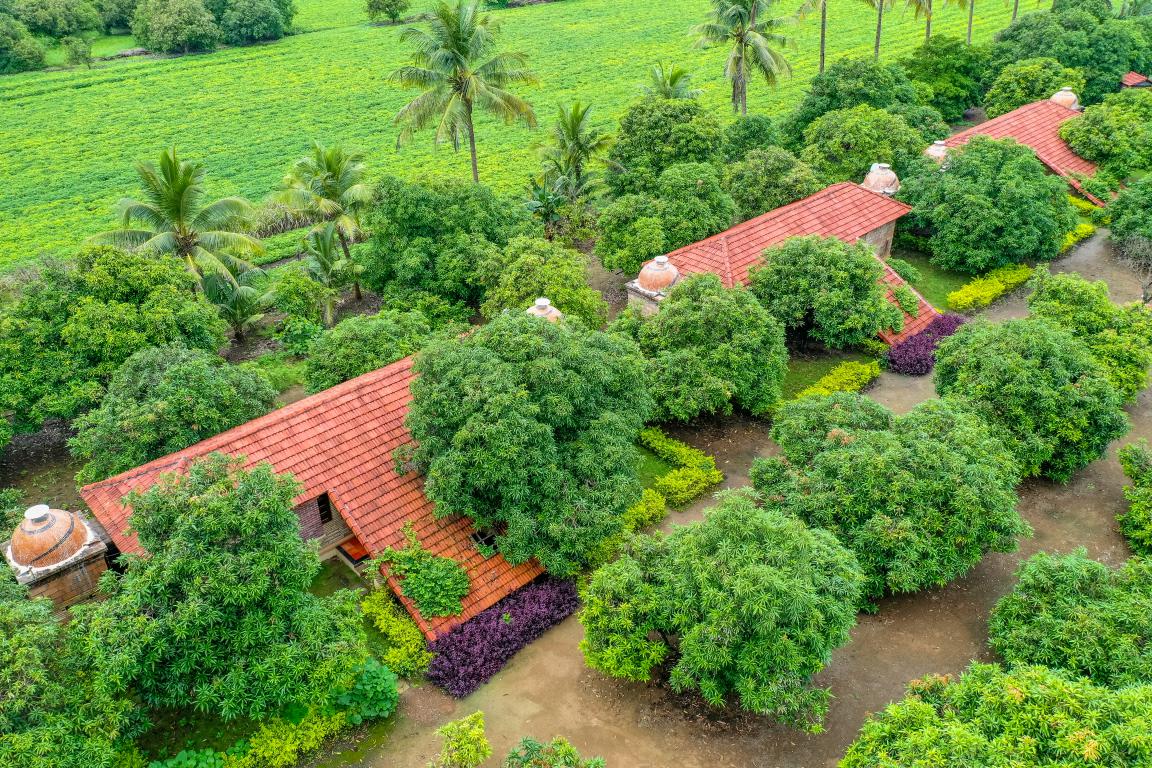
[541,102,613,202]
[693,0,792,115]
[906,0,932,42]
[276,141,372,300]
[867,0,890,59]
[391,0,537,183]
[641,62,703,99]
[90,147,262,284]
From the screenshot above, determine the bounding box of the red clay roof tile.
[79,357,543,641]
[1122,71,1150,87]
[944,100,1103,206]
[649,182,936,345]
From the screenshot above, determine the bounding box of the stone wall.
[859,222,897,258]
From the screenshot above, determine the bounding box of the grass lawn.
[637,445,674,489]
[781,350,872,400]
[0,0,1020,269]
[40,33,138,67]
[892,250,969,310]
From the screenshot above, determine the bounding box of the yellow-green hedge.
[947,264,1034,312]
[1061,222,1096,253]
[795,360,882,400]
[639,427,723,507]
[222,710,347,768]
[360,590,434,679]
[1067,194,1099,216]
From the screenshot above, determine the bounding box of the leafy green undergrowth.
[137,708,256,760]
[637,446,674,490]
[890,250,968,310]
[781,351,872,401]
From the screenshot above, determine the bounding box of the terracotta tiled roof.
[944,100,1103,206]
[877,262,938,344]
[79,357,543,640]
[1122,71,1150,87]
[651,182,936,345]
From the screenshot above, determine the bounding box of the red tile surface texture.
[80,357,543,640]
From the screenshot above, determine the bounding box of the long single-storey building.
[934,93,1104,205]
[79,357,543,640]
[626,179,939,345]
[1122,71,1150,88]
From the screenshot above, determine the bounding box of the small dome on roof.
[9,506,90,569]
[861,163,900,196]
[925,140,949,163]
[1050,87,1080,110]
[525,297,564,323]
[636,256,680,294]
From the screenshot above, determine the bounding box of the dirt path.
[339,234,1143,768]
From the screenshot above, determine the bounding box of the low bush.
[946,264,1033,312]
[885,257,921,284]
[427,580,579,697]
[890,284,920,318]
[622,488,667,532]
[1061,222,1096,253]
[377,524,470,618]
[638,427,723,506]
[794,360,881,400]
[1068,194,1099,216]
[221,709,347,768]
[989,551,1152,689]
[886,313,967,376]
[1119,441,1152,555]
[304,310,442,393]
[504,737,605,768]
[335,658,400,725]
[360,590,433,679]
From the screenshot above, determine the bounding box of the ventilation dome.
[9,506,90,569]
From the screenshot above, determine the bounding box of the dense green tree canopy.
[934,317,1129,482]
[595,163,736,274]
[404,313,653,576]
[362,175,526,307]
[1061,88,1152,178]
[841,664,1152,768]
[755,396,1026,601]
[724,146,822,221]
[983,57,1086,118]
[1120,440,1152,555]
[12,0,98,37]
[0,247,227,450]
[70,345,275,484]
[1110,178,1152,244]
[605,98,723,196]
[579,490,862,730]
[990,551,1152,689]
[780,56,921,146]
[748,235,903,348]
[1027,269,1152,402]
[765,390,890,466]
[800,104,927,183]
[899,35,988,122]
[0,578,133,768]
[900,137,1076,273]
[0,14,44,73]
[478,236,608,327]
[305,310,443,393]
[720,114,779,163]
[74,455,368,721]
[614,274,788,421]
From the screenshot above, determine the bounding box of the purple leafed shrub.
[888,313,968,376]
[427,579,579,697]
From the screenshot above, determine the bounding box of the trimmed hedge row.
[427,579,580,697]
[794,360,881,400]
[360,590,434,679]
[639,427,724,506]
[946,264,1033,312]
[1061,222,1096,253]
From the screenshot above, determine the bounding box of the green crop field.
[0,0,1019,268]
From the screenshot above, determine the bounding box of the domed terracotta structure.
[1050,87,1081,111]
[5,504,107,611]
[525,297,564,323]
[636,256,680,293]
[861,163,900,196]
[10,505,89,568]
[925,140,949,163]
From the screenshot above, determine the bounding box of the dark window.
[470,528,498,551]
[317,493,333,525]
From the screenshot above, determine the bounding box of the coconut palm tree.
[864,0,891,59]
[966,0,975,44]
[541,102,613,201]
[391,0,537,183]
[907,0,933,42]
[641,62,703,99]
[304,223,364,327]
[203,265,273,342]
[693,0,792,115]
[91,147,262,285]
[276,141,372,299]
[797,0,829,73]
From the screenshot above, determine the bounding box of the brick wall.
[294,497,352,552]
[27,555,107,609]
